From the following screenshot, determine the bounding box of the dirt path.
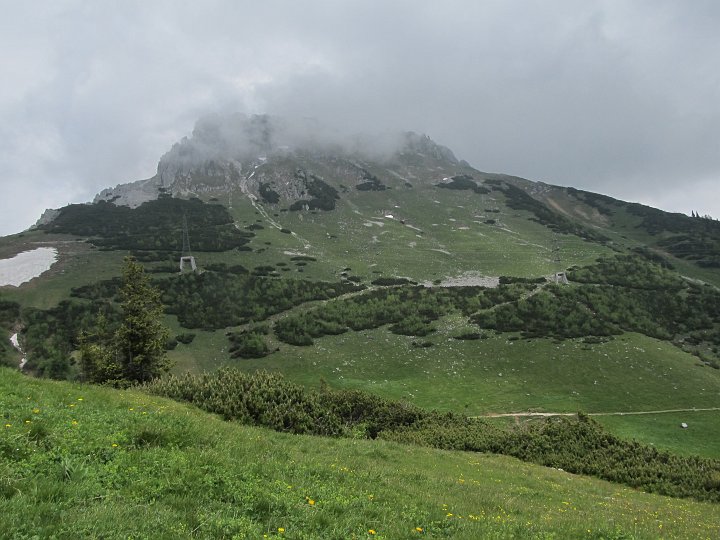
[476,407,720,418]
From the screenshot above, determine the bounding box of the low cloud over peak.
[2,1,720,235]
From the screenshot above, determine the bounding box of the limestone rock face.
[72,114,469,217]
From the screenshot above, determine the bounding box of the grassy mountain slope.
[3,126,720,462]
[2,367,719,539]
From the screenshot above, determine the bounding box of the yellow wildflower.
[277,527,285,533]
[32,408,40,414]
[415,526,424,532]
[368,530,376,535]
[4,424,10,428]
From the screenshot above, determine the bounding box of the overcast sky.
[2,0,719,236]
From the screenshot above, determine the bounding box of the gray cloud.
[2,0,720,235]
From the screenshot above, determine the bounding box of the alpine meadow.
[2,114,720,539]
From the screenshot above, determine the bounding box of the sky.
[1,0,719,236]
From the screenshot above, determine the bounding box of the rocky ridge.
[92,114,464,209]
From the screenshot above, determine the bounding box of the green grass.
[2,367,719,539]
[237,330,720,417]
[270,186,612,282]
[178,324,720,458]
[596,411,720,459]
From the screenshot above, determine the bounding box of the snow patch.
[0,247,58,287]
[10,333,26,370]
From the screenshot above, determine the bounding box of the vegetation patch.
[289,171,340,211]
[145,368,720,503]
[41,197,254,252]
[436,175,490,194]
[274,284,530,345]
[157,273,363,330]
[259,182,280,204]
[227,324,271,359]
[473,255,720,364]
[18,265,363,377]
[355,169,388,191]
[370,276,416,286]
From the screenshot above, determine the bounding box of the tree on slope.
[115,257,171,382]
[80,257,170,384]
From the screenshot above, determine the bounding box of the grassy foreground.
[1,368,719,539]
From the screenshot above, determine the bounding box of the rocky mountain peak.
[91,114,465,208]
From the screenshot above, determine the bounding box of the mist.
[159,113,412,170]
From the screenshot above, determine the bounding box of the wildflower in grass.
[71,420,78,426]
[277,527,285,533]
[308,499,315,506]
[32,408,40,414]
[415,526,424,533]
[4,424,11,428]
[77,397,83,401]
[111,443,118,448]
[368,530,376,535]
[69,404,75,408]
[25,420,31,424]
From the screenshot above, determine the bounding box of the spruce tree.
[115,256,171,382]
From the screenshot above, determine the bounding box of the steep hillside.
[2,367,719,539]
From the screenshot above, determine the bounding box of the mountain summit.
[94,114,461,208]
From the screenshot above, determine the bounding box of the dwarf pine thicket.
[13,251,720,374]
[145,368,720,503]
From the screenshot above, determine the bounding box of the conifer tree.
[80,257,171,384]
[115,257,171,382]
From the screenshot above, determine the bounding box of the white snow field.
[0,247,58,287]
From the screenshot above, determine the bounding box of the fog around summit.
[1,1,720,235]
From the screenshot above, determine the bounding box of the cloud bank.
[1,0,719,235]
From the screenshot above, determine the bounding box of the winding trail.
[476,407,720,419]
